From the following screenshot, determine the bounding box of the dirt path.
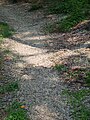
[0,3,71,120]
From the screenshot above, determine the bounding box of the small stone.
[71,66,81,71]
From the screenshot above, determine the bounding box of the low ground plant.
[0,22,13,38]
[0,82,19,94]
[0,22,27,120]
[63,89,90,120]
[5,101,28,120]
[44,0,90,32]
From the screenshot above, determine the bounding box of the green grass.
[58,14,86,32]
[0,22,13,70]
[0,82,19,94]
[54,63,90,86]
[63,89,90,120]
[0,22,23,120]
[54,64,68,72]
[47,0,70,14]
[5,101,28,120]
[0,22,14,38]
[44,12,89,33]
[44,0,90,32]
[58,66,90,119]
[47,0,90,15]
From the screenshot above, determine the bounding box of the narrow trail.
[0,4,70,120]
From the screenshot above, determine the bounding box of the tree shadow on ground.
[0,41,90,119]
[10,30,90,54]
[0,50,69,120]
[2,45,89,119]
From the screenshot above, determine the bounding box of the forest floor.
[0,3,90,120]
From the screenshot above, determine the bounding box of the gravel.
[0,3,72,120]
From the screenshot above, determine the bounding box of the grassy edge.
[5,101,28,120]
[0,22,28,120]
[63,89,90,120]
[55,64,90,119]
[0,82,19,94]
[0,22,14,38]
[44,0,90,33]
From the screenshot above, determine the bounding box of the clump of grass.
[0,82,19,94]
[44,12,88,33]
[58,14,86,32]
[47,0,70,14]
[54,64,68,72]
[0,22,13,70]
[0,22,14,38]
[5,101,28,120]
[44,0,90,32]
[47,0,90,15]
[63,89,90,120]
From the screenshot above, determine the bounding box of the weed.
[45,0,90,32]
[44,12,87,33]
[68,70,82,79]
[54,64,68,72]
[62,69,90,119]
[0,22,14,38]
[63,89,90,120]
[58,12,88,32]
[5,101,28,120]
[47,0,90,15]
[0,82,19,94]
[47,0,70,14]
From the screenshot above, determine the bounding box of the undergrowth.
[55,64,90,119]
[0,22,27,120]
[0,82,19,94]
[44,0,90,32]
[0,22,14,38]
[54,64,68,72]
[5,101,28,120]
[63,89,90,120]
